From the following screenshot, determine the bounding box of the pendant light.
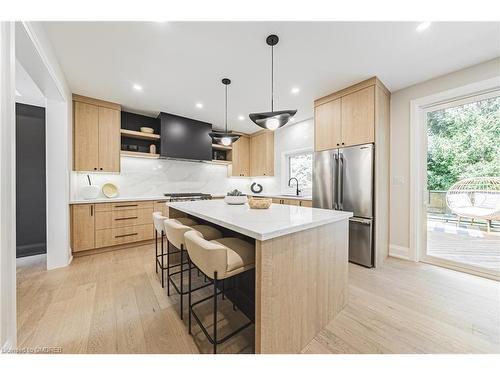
[249,34,297,131]
[209,78,240,146]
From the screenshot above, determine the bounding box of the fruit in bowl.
[224,189,247,205]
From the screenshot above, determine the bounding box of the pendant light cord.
[271,45,274,112]
[225,83,228,132]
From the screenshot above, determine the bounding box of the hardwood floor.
[16,244,500,354]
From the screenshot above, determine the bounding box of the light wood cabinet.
[71,204,95,252]
[153,200,169,216]
[250,131,274,177]
[73,94,121,172]
[97,106,121,172]
[74,102,99,171]
[315,98,342,151]
[314,78,385,151]
[271,197,312,206]
[230,135,250,177]
[341,86,375,147]
[70,200,156,254]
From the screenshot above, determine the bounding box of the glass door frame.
[409,78,500,281]
[419,89,500,280]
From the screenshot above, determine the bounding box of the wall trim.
[389,244,411,260]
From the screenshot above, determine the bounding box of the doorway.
[15,103,47,258]
[420,91,500,278]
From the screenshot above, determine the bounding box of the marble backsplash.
[70,156,279,201]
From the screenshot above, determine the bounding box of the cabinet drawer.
[95,201,154,212]
[300,200,312,207]
[95,208,153,229]
[95,224,154,248]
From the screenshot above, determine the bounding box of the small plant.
[226,189,245,196]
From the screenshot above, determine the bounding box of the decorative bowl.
[102,182,119,198]
[224,195,247,205]
[80,185,100,199]
[140,127,154,134]
[248,197,272,209]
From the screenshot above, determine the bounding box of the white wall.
[71,119,314,200]
[0,21,17,351]
[390,57,500,253]
[16,22,73,270]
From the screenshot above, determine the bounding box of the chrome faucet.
[288,177,301,196]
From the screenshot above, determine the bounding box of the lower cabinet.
[71,200,155,254]
[71,204,96,252]
[270,198,312,206]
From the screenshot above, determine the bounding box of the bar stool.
[164,219,222,320]
[184,230,254,354]
[152,212,197,288]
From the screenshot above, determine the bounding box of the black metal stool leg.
[180,244,184,320]
[188,255,192,334]
[213,271,218,354]
[167,239,170,296]
[155,231,158,273]
[161,232,164,288]
[222,279,225,300]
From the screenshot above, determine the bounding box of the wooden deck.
[427,219,500,273]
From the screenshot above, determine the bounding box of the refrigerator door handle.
[333,153,339,210]
[339,152,344,211]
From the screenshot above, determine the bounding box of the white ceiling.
[42,21,500,133]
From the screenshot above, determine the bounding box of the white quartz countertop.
[69,196,169,204]
[168,200,352,241]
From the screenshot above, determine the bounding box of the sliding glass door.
[421,91,500,279]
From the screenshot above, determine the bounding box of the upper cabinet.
[249,130,274,177]
[314,77,388,151]
[341,86,375,147]
[230,135,250,177]
[315,98,341,151]
[73,94,121,172]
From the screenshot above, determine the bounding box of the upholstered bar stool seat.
[164,219,222,319]
[153,213,198,288]
[184,230,255,353]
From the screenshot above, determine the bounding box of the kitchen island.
[168,199,352,353]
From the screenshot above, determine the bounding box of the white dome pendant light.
[209,78,240,146]
[249,34,297,131]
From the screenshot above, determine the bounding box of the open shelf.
[120,129,160,141]
[212,143,232,151]
[121,150,160,159]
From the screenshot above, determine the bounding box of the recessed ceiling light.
[195,102,203,109]
[15,90,22,97]
[133,84,143,91]
[291,87,300,94]
[238,115,245,121]
[416,21,431,32]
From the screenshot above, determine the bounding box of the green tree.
[427,96,500,191]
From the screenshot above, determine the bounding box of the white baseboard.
[389,244,411,260]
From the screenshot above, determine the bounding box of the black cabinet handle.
[342,142,345,145]
[115,233,138,238]
[99,167,103,171]
[94,167,97,170]
[90,205,93,216]
[115,204,138,208]
[115,216,138,221]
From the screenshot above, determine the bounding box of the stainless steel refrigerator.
[313,144,375,267]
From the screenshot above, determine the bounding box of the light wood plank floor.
[17,243,500,354]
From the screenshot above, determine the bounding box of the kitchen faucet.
[288,177,301,196]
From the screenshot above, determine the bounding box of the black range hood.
[158,112,212,161]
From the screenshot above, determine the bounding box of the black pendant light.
[209,78,240,146]
[249,34,297,131]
